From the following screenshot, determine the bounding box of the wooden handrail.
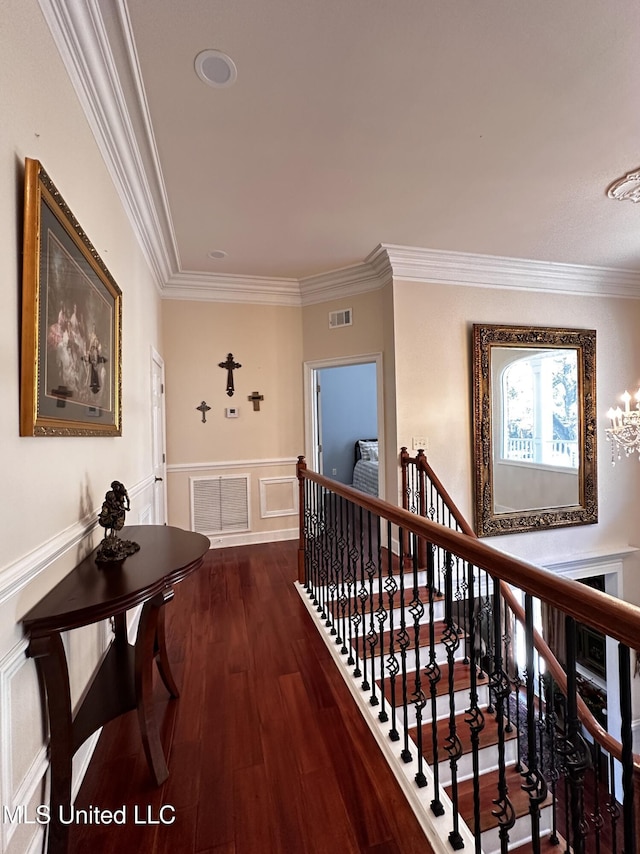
[401,448,634,764]
[298,457,640,771]
[401,447,476,537]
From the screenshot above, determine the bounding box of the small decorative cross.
[248,391,264,411]
[218,353,241,397]
[196,400,211,423]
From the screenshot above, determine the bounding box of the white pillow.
[359,440,378,461]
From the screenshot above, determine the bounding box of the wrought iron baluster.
[544,674,560,846]
[396,527,413,763]
[384,523,399,740]
[303,479,313,595]
[454,555,468,665]
[327,493,339,635]
[353,503,366,680]
[422,539,444,817]
[482,569,493,711]
[465,560,485,853]
[373,513,387,717]
[442,551,464,850]
[361,510,380,706]
[521,593,547,854]
[409,535,427,787]
[509,603,523,774]
[619,643,636,854]
[591,742,604,854]
[310,481,325,616]
[490,577,515,854]
[607,751,621,854]
[345,501,360,668]
[336,496,350,653]
[560,615,592,854]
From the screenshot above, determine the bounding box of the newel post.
[296,456,307,584]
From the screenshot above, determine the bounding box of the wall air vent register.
[190,475,250,535]
[329,308,352,329]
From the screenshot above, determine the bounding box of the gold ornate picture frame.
[20,159,122,436]
[472,324,597,536]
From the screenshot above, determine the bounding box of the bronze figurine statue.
[96,481,140,563]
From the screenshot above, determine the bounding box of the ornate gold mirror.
[472,324,597,536]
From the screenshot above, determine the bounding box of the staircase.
[296,454,639,854]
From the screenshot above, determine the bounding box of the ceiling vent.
[328,308,352,329]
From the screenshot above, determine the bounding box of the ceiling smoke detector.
[195,50,237,88]
[208,249,227,260]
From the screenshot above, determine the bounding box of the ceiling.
[47,0,640,297]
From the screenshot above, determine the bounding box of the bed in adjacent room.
[352,439,379,497]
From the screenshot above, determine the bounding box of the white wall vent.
[190,475,250,534]
[328,308,352,329]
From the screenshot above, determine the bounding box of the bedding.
[352,439,379,497]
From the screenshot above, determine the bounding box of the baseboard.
[207,528,297,548]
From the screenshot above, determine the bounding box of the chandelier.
[606,389,640,462]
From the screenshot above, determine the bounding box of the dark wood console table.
[22,525,210,854]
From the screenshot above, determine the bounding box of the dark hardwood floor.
[68,540,434,854]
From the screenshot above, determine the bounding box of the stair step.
[449,764,553,833]
[412,708,517,765]
[379,660,488,706]
[359,583,444,613]
[410,708,518,787]
[379,619,450,648]
[351,619,462,655]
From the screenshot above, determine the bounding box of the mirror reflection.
[492,347,579,512]
[472,325,598,537]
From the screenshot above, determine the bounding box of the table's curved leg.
[28,634,73,854]
[154,601,180,698]
[134,588,174,785]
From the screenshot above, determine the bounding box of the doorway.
[304,353,383,497]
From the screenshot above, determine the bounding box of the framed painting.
[20,158,122,436]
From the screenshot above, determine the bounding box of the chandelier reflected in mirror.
[606,389,640,462]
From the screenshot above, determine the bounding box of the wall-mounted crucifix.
[218,353,241,396]
[248,391,264,411]
[196,400,211,423]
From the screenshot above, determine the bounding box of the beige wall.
[392,278,640,567]
[1,3,163,851]
[161,300,304,538]
[302,290,385,362]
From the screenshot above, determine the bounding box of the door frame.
[150,346,168,524]
[303,352,384,499]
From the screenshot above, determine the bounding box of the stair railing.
[401,446,640,853]
[297,453,640,854]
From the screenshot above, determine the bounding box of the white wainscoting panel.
[0,641,49,850]
[259,477,298,519]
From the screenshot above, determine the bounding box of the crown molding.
[298,256,390,306]
[38,0,179,291]
[382,244,640,298]
[162,271,301,306]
